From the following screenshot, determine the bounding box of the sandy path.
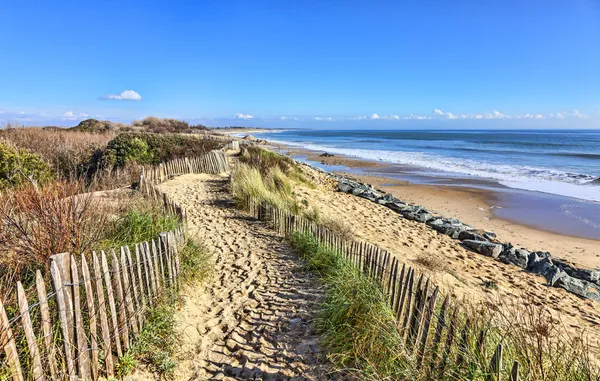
[147,173,328,380]
[296,167,600,345]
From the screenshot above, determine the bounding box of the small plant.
[321,217,354,241]
[414,252,446,273]
[482,279,498,290]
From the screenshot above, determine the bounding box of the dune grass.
[288,231,600,381]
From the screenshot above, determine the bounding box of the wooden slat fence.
[139,150,229,185]
[0,224,186,381]
[242,195,522,381]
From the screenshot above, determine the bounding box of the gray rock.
[338,182,353,193]
[377,194,397,205]
[527,251,551,271]
[553,259,600,284]
[404,212,434,223]
[462,240,504,258]
[360,190,383,202]
[530,258,567,286]
[499,246,529,269]
[458,230,487,242]
[432,224,469,239]
[351,186,367,196]
[483,232,497,241]
[555,275,600,303]
[427,218,444,227]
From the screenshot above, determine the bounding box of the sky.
[0,0,599,129]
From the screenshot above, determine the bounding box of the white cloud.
[389,115,400,120]
[404,114,430,120]
[370,113,380,119]
[80,113,89,118]
[572,109,588,119]
[234,113,254,120]
[314,116,334,121]
[280,116,287,120]
[433,108,458,119]
[19,111,25,115]
[101,90,142,101]
[63,111,77,120]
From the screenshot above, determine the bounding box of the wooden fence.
[139,150,229,184]
[243,196,521,381]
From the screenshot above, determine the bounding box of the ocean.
[245,129,600,239]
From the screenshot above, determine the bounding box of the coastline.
[276,145,600,269]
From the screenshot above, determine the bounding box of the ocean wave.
[266,138,600,202]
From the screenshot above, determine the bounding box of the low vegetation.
[289,230,599,380]
[99,132,223,169]
[0,140,54,189]
[232,145,316,218]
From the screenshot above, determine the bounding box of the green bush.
[0,142,54,189]
[99,132,223,169]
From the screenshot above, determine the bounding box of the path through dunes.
[149,173,330,380]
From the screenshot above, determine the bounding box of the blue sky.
[1,0,599,128]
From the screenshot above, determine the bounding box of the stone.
[319,152,334,157]
[404,212,434,224]
[553,259,600,284]
[338,182,353,193]
[377,194,397,205]
[499,246,529,269]
[555,275,600,303]
[462,240,504,258]
[426,218,444,227]
[527,251,551,271]
[530,258,567,286]
[433,224,469,239]
[458,230,487,242]
[360,190,383,202]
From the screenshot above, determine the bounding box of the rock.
[553,259,600,284]
[319,152,335,157]
[404,212,434,223]
[530,258,567,286]
[458,230,487,242]
[433,224,469,239]
[483,232,497,241]
[243,134,257,141]
[426,218,444,227]
[338,182,353,193]
[360,189,384,202]
[462,240,504,258]
[499,245,529,269]
[527,251,551,271]
[377,194,397,205]
[555,275,600,303]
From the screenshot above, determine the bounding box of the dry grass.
[0,126,115,179]
[0,180,110,279]
[414,252,448,273]
[321,217,355,241]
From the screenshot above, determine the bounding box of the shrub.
[0,141,54,189]
[99,132,223,169]
[132,117,208,134]
[0,181,108,278]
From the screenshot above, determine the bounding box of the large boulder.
[404,211,434,224]
[527,251,551,271]
[377,193,398,205]
[462,240,503,258]
[498,245,529,269]
[553,259,600,284]
[530,257,567,286]
[360,189,384,202]
[458,230,487,242]
[555,275,600,303]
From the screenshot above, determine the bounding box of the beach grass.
[289,230,600,381]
